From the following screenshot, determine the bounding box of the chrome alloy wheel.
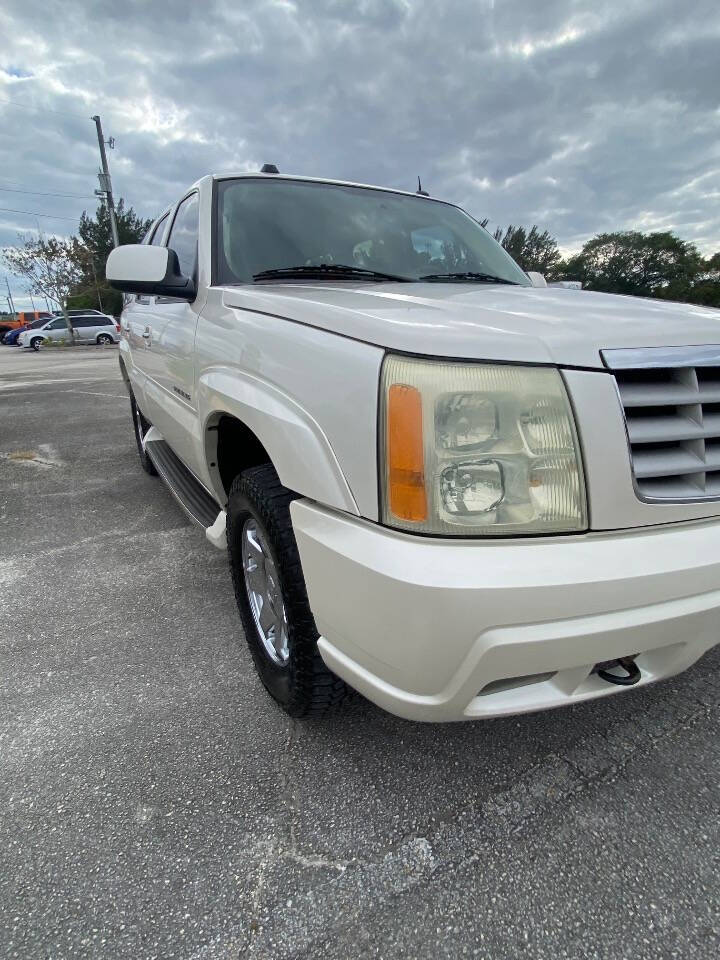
[241,518,290,665]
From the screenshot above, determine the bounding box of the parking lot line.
[0,376,116,391]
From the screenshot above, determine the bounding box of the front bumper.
[291,500,720,722]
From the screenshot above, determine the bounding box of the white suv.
[107,171,720,722]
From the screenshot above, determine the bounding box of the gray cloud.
[1,0,718,309]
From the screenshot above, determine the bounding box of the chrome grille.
[602,346,720,502]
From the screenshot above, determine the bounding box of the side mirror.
[106,245,196,300]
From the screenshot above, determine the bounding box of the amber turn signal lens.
[387,383,427,522]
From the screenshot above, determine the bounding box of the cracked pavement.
[1,348,719,959]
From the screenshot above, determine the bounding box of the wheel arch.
[198,369,358,514]
[207,412,272,500]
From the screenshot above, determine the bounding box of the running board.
[145,437,220,529]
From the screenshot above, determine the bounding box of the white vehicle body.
[108,173,720,721]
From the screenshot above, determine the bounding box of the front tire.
[227,464,351,718]
[130,392,158,476]
[30,337,44,351]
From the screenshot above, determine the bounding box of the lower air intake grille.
[602,345,720,502]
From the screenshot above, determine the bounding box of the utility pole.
[91,114,119,248]
[5,277,16,318]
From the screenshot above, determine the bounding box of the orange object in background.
[0,310,53,335]
[387,383,427,522]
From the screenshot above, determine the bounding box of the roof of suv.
[203,172,451,206]
[149,172,457,234]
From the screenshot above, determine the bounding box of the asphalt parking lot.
[2,346,720,959]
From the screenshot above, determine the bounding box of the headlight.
[380,355,587,536]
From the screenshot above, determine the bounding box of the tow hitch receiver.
[595,656,641,686]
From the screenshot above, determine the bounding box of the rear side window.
[149,212,169,246]
[72,317,96,328]
[166,194,198,278]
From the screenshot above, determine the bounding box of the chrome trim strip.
[602,345,720,370]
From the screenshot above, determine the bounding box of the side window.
[166,193,199,278]
[137,213,171,302]
[73,317,95,328]
[149,213,169,246]
[48,318,67,330]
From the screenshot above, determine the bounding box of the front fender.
[197,367,359,515]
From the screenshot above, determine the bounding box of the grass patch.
[7,450,37,461]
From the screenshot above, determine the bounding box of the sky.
[1,0,719,310]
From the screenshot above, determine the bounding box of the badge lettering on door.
[173,386,192,402]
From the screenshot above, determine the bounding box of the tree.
[493,224,561,277]
[2,235,87,341]
[557,231,703,299]
[71,200,152,315]
[684,253,720,308]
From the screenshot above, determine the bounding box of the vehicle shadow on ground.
[268,639,718,861]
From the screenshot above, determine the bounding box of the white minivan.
[18,310,120,349]
[107,170,720,722]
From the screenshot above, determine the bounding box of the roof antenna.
[416,176,429,196]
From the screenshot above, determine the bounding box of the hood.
[223,283,720,368]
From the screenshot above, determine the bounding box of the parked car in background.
[17,312,121,349]
[63,308,116,323]
[2,315,53,345]
[0,310,52,339]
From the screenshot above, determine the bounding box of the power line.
[0,185,97,200]
[0,206,80,221]
[0,95,89,120]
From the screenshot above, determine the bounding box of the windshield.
[215,178,530,286]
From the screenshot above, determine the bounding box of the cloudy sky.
[1,0,719,310]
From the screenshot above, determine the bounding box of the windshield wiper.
[419,271,520,285]
[253,264,412,282]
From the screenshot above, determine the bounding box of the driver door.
[126,210,170,419]
[136,192,201,473]
[44,317,68,343]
